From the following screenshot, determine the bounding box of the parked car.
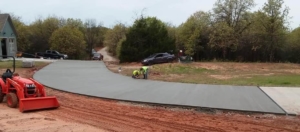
[35,50,68,59]
[35,52,45,58]
[141,52,175,65]
[21,53,36,58]
[92,53,103,60]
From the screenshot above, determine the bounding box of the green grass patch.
[0,60,50,69]
[152,64,215,74]
[146,62,300,87]
[226,75,300,87]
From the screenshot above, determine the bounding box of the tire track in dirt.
[63,105,224,132]
[48,101,221,132]
[44,90,226,131]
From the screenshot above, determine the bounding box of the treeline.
[106,0,300,63]
[10,15,108,59]
[4,0,300,62]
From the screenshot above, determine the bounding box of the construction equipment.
[0,56,60,112]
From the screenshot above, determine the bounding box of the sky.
[1,0,299,29]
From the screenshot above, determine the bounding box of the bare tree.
[83,19,103,58]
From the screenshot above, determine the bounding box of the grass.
[152,64,215,74]
[177,74,300,87]
[108,62,300,87]
[0,60,50,69]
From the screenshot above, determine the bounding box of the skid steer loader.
[0,56,60,112]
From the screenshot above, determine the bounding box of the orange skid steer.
[0,56,59,112]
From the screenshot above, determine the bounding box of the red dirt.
[4,65,300,132]
[42,88,300,132]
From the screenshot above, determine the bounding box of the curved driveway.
[33,60,287,114]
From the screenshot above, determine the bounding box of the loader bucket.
[19,96,60,112]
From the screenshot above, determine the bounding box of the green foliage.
[209,21,237,58]
[177,11,211,57]
[82,19,104,57]
[116,37,126,58]
[119,16,175,62]
[212,0,255,31]
[11,16,32,52]
[49,26,86,59]
[283,27,300,62]
[152,64,215,74]
[63,18,84,28]
[104,23,128,56]
[25,16,62,53]
[4,0,298,63]
[209,0,255,60]
[256,0,290,62]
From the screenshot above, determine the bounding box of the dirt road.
[98,47,119,62]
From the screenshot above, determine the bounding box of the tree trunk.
[222,47,227,59]
[269,50,274,62]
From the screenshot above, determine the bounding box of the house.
[0,14,18,59]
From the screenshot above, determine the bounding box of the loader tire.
[0,87,4,103]
[7,93,18,108]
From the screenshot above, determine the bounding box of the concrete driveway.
[33,60,291,115]
[261,87,300,115]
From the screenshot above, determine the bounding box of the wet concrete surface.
[33,60,287,114]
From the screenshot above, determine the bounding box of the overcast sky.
[1,0,299,29]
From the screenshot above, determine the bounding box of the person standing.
[140,66,149,79]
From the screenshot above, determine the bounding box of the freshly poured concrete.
[33,60,286,114]
[261,87,300,115]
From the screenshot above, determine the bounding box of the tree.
[10,14,31,52]
[104,23,128,56]
[212,0,255,32]
[116,37,126,58]
[63,18,84,28]
[82,19,103,58]
[119,16,175,62]
[27,16,61,53]
[256,0,290,62]
[209,21,237,59]
[177,11,212,59]
[284,27,300,62]
[97,26,109,47]
[233,12,265,62]
[210,0,256,60]
[49,26,86,59]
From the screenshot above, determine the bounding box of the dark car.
[20,53,36,58]
[92,53,103,60]
[42,50,68,59]
[141,52,175,65]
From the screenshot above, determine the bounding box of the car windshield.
[147,53,158,58]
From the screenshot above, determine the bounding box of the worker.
[132,69,141,79]
[140,66,149,79]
